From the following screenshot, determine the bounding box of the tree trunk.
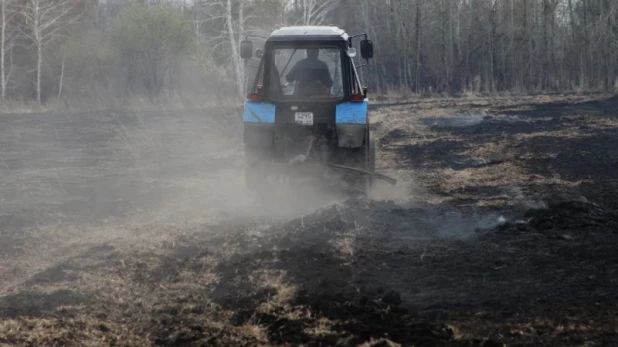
[606,0,615,90]
[440,0,448,92]
[582,0,589,88]
[415,0,422,93]
[239,1,245,93]
[34,0,42,104]
[226,0,243,97]
[37,42,42,104]
[359,0,383,91]
[1,0,6,101]
[522,0,529,89]
[509,0,515,90]
[58,46,67,99]
[567,0,581,89]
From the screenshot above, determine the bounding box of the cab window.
[267,47,343,101]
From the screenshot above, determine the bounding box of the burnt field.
[1,94,617,346]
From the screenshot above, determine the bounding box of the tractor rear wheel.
[244,147,272,201]
[364,137,376,194]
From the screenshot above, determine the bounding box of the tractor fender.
[243,101,275,148]
[335,101,368,148]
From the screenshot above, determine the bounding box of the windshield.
[267,47,343,101]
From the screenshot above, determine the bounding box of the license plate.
[294,112,313,126]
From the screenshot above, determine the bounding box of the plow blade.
[246,161,397,194]
[328,164,397,185]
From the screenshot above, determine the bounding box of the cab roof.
[267,26,349,42]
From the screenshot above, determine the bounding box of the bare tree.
[0,0,616,103]
[294,0,339,26]
[1,0,17,101]
[415,0,422,92]
[57,44,66,98]
[226,0,244,96]
[19,0,77,104]
[197,0,253,97]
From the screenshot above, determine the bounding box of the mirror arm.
[350,33,373,63]
[347,33,368,47]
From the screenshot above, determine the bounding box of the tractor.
[240,26,394,198]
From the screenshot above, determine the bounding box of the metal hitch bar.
[328,164,397,185]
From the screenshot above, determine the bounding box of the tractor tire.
[244,147,271,201]
[364,137,376,193]
[367,138,376,172]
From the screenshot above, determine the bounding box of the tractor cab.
[241,26,392,196]
[242,26,372,103]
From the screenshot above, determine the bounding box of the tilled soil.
[1,94,618,346]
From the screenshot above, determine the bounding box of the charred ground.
[0,94,617,346]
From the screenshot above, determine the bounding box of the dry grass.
[0,317,151,346]
[1,92,616,345]
[372,90,613,107]
[369,93,613,208]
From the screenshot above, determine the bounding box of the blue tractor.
[240,26,395,196]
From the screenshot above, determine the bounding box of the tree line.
[341,0,618,94]
[1,0,616,106]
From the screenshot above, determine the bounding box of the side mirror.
[240,39,253,60]
[360,39,373,60]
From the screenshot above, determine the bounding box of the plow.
[247,136,397,196]
[241,25,396,197]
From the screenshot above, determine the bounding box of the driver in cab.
[286,48,333,97]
